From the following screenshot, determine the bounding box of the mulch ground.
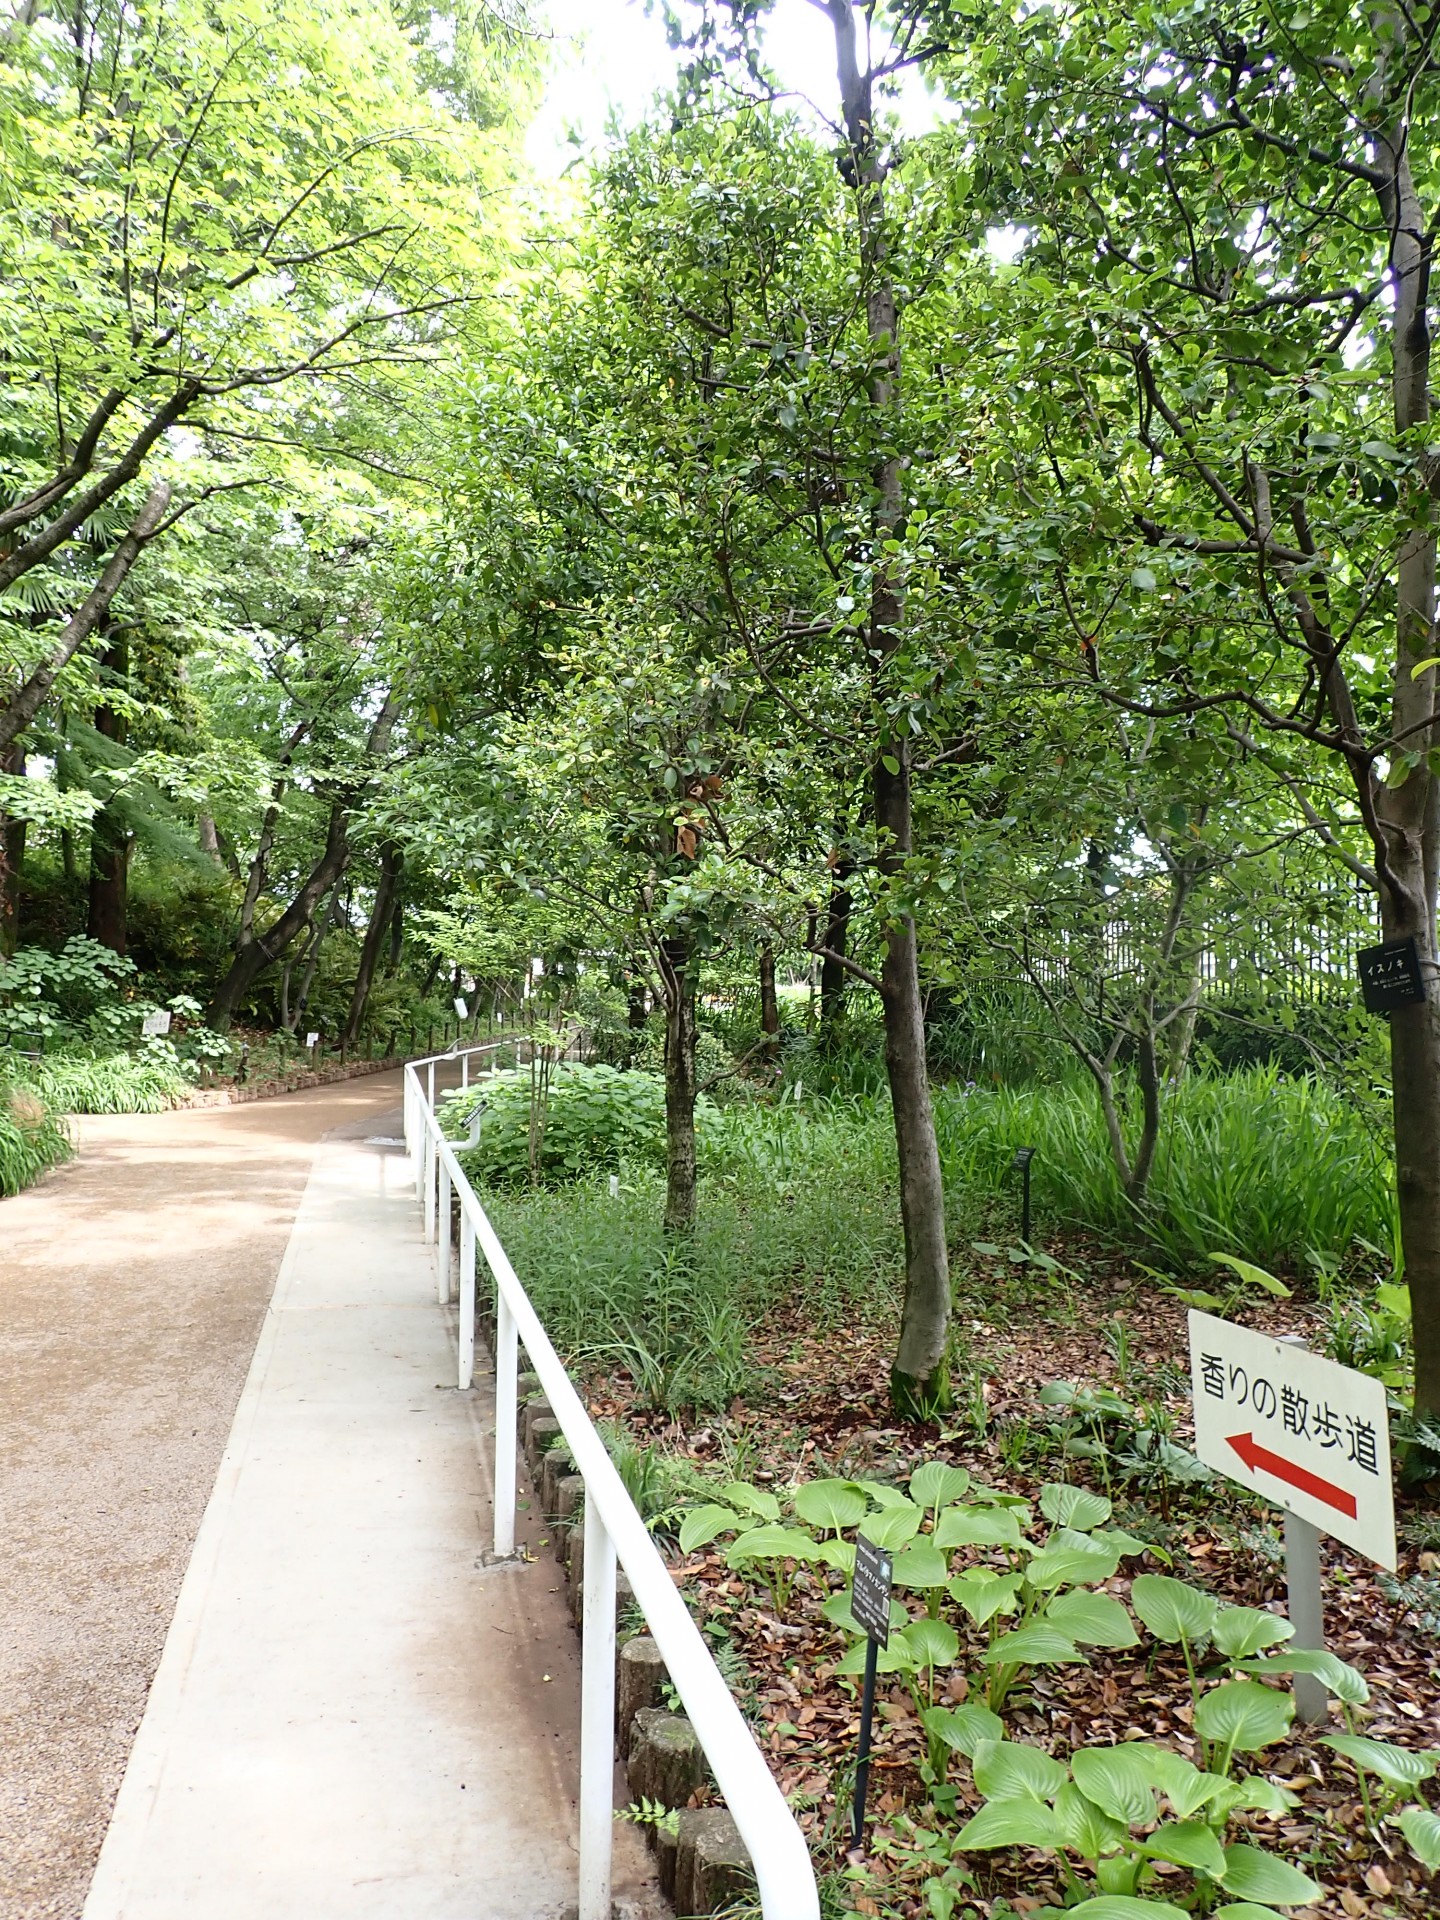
[591,1249,1440,1919]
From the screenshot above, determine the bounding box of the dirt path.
[0,1073,407,1920]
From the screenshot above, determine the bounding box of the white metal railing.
[402,1048,819,1920]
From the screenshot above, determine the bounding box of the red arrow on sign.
[1226,1432,1358,1519]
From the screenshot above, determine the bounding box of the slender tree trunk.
[660,929,698,1234]
[197,813,222,861]
[292,886,344,1032]
[206,695,396,1031]
[819,859,854,1040]
[759,941,779,1050]
[825,0,951,1412]
[1372,114,1440,1415]
[343,841,401,1048]
[0,740,26,956]
[0,482,170,755]
[86,623,130,955]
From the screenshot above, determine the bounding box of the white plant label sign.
[141,1009,171,1037]
[1188,1310,1396,1570]
[306,1031,319,1049]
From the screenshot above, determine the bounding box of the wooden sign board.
[1188,1311,1395,1570]
[1358,937,1425,1013]
[851,1534,894,1646]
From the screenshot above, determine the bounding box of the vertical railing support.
[423,1130,436,1241]
[578,1497,617,1920]
[427,1059,436,1114]
[493,1290,517,1557]
[462,1051,469,1091]
[459,1214,476,1390]
[438,1158,452,1304]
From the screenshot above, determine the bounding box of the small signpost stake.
[848,1534,894,1853]
[1012,1146,1036,1243]
[1188,1311,1396,1728]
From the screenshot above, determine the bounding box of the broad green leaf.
[935,1504,1023,1550]
[1226,1775,1300,1814]
[897,1616,959,1669]
[861,1501,923,1549]
[1398,1803,1440,1871]
[893,1541,951,1588]
[1238,1650,1368,1706]
[1130,1574,1219,1644]
[678,1504,739,1553]
[1212,1607,1294,1660]
[1040,1483,1112,1531]
[834,1638,913,1677]
[1322,1733,1439,1789]
[1025,1542,1120,1590]
[1147,1748,1230,1819]
[1140,1820,1227,1875]
[1220,1844,1323,1905]
[725,1524,815,1566]
[1211,1908,1289,1919]
[922,1702,1005,1758]
[1043,1589,1138,1648]
[1091,1526,1166,1563]
[1194,1681,1295,1753]
[1063,1899,1189,1918]
[981,1622,1085,1668]
[816,1537,856,1575]
[910,1461,972,1510]
[793,1479,867,1533]
[1210,1253,1293,1299]
[955,1795,1064,1851]
[1071,1745,1160,1826]
[855,1480,912,1508]
[950,1568,1023,1624]
[972,1735,1068,1802]
[820,1590,904,1635]
[720,1480,780,1521]
[1053,1780,1127,1857]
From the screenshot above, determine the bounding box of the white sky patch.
[525,0,947,175]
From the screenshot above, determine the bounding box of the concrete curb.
[178,1056,406,1108]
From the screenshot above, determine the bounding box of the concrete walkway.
[77,1116,657,1920]
[1,1074,410,1920]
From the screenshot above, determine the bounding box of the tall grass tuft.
[0,1081,72,1195]
[20,1049,192,1114]
[935,1064,1395,1272]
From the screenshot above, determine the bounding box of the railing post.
[423,1129,436,1243]
[493,1289,517,1557]
[459,1212,476,1390]
[578,1498,617,1920]
[462,1051,469,1091]
[427,1059,435,1112]
[438,1157,452,1304]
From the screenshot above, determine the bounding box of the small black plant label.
[1358,936,1426,1013]
[851,1534,894,1646]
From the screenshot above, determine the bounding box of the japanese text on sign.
[1188,1311,1395,1570]
[851,1535,894,1647]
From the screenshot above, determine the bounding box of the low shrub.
[444,1062,723,1185]
[21,1047,193,1114]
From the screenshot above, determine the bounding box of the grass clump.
[21,1047,193,1114]
[0,1077,72,1195]
[935,1063,1394,1271]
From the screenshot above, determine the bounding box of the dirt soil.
[0,1072,407,1920]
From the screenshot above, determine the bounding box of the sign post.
[1012,1146,1036,1243]
[849,1534,893,1852]
[1188,1311,1395,1723]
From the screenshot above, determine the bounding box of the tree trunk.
[291,886,344,1032]
[824,0,951,1413]
[758,941,779,1049]
[0,482,170,755]
[660,929,698,1235]
[86,623,130,955]
[0,739,26,957]
[1373,114,1440,1416]
[343,841,401,1048]
[819,860,854,1041]
[206,694,397,1031]
[876,750,953,1414]
[627,977,648,1028]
